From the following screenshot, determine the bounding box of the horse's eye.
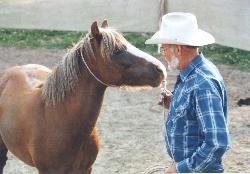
[111,51,132,69]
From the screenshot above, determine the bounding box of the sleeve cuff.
[176,159,192,173]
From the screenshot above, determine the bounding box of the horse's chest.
[35,129,100,172]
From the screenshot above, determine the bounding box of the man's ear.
[91,21,102,42]
[176,45,182,56]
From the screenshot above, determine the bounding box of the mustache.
[167,55,179,71]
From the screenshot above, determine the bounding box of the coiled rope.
[141,164,167,174]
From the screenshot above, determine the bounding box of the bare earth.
[0,47,249,173]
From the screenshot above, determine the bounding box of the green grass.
[0,28,157,51]
[201,44,250,72]
[0,28,84,49]
[0,28,249,71]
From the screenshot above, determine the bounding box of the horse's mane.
[42,28,126,105]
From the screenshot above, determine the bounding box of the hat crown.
[160,12,198,42]
[145,12,215,46]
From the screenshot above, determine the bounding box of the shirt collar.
[178,52,204,81]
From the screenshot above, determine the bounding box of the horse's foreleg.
[0,144,8,174]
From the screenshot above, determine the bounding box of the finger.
[161,91,168,96]
[161,88,171,93]
[161,93,171,98]
[160,88,166,94]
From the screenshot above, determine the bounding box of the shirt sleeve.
[176,88,230,173]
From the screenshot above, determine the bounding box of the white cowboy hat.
[145,12,215,46]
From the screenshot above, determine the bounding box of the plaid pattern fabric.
[165,53,230,173]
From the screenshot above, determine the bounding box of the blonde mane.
[42,29,126,105]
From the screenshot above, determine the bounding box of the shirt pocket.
[168,91,193,135]
[168,106,188,135]
[172,102,189,125]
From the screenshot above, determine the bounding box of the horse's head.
[79,20,167,88]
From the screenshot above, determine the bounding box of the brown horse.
[0,20,166,174]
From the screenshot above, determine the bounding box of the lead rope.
[162,80,176,167]
[142,80,175,174]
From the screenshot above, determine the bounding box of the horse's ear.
[91,21,100,38]
[101,19,108,28]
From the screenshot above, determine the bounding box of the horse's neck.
[59,65,107,134]
[44,48,107,134]
[78,79,106,127]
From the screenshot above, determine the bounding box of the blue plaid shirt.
[165,53,230,173]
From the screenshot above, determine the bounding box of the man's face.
[161,44,180,71]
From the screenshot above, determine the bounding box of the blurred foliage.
[0,28,84,49]
[0,28,249,71]
[123,32,157,55]
[201,44,250,71]
[0,28,157,51]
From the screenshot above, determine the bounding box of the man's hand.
[165,167,177,174]
[158,89,172,109]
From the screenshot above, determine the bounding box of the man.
[146,12,230,173]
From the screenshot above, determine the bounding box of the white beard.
[167,54,179,71]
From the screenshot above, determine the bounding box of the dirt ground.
[0,47,249,173]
